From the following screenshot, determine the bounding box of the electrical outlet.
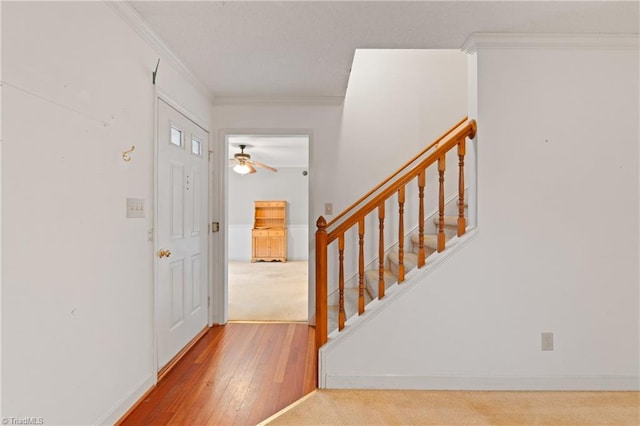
[541,332,554,351]
[325,203,333,215]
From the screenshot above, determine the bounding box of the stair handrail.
[315,117,477,352]
[325,116,469,230]
[324,118,476,242]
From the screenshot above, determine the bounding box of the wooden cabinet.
[252,201,287,262]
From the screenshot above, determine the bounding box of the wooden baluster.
[358,218,365,315]
[417,170,426,268]
[438,156,446,252]
[338,234,346,331]
[398,186,406,282]
[315,216,328,351]
[378,203,385,300]
[457,139,466,237]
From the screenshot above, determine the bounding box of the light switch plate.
[127,198,145,218]
[325,203,333,215]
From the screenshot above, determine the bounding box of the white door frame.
[153,90,213,378]
[214,128,314,326]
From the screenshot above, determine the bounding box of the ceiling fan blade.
[248,163,257,174]
[250,160,278,173]
[228,159,238,167]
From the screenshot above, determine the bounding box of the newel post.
[315,216,328,352]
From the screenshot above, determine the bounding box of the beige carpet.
[228,260,308,322]
[261,390,640,425]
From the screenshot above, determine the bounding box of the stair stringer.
[319,227,479,388]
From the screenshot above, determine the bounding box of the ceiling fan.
[229,144,278,175]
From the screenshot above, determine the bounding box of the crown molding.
[105,1,214,102]
[212,96,345,106]
[462,33,640,54]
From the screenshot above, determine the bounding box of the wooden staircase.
[328,211,463,331]
[367,213,461,299]
[316,117,477,350]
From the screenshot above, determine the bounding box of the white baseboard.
[323,373,640,391]
[96,375,155,425]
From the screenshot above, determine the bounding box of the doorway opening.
[225,134,310,322]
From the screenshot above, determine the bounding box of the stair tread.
[364,269,397,300]
[387,251,418,271]
[364,269,397,286]
[387,251,417,261]
[328,287,372,311]
[433,215,461,227]
[328,286,373,332]
[410,233,439,249]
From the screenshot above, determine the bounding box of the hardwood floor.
[121,323,317,426]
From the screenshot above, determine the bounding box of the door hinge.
[208,296,211,307]
[208,150,213,161]
[210,222,220,233]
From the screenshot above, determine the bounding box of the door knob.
[158,249,171,258]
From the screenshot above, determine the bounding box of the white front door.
[156,99,209,370]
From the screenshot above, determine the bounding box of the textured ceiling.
[130,1,638,99]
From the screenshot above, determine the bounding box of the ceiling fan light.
[233,163,251,175]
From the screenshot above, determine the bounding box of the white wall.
[333,49,468,212]
[228,166,309,260]
[321,38,640,390]
[2,2,211,423]
[325,49,468,299]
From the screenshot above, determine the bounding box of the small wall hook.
[152,59,160,85]
[122,145,135,162]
